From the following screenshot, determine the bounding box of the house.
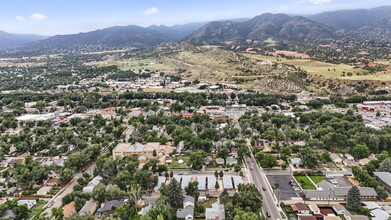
[197,176,206,191]
[232,176,244,191]
[112,142,172,161]
[298,216,316,220]
[363,202,380,210]
[45,178,59,186]
[368,153,377,161]
[17,200,36,209]
[216,158,225,165]
[204,156,213,165]
[289,158,303,167]
[343,159,358,167]
[79,199,98,217]
[304,186,377,201]
[371,208,390,220]
[37,186,52,196]
[176,196,195,220]
[308,204,320,214]
[97,200,124,215]
[324,217,342,220]
[226,157,238,165]
[154,176,166,191]
[374,172,391,193]
[359,158,370,166]
[63,201,77,218]
[181,176,191,189]
[83,175,103,193]
[205,202,225,220]
[6,187,17,196]
[330,153,343,164]
[223,176,233,191]
[292,203,310,214]
[345,154,355,161]
[207,176,217,191]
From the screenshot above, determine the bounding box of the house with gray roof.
[79,199,98,217]
[374,172,391,193]
[207,176,217,191]
[206,201,225,220]
[304,186,377,201]
[289,158,303,167]
[223,176,233,191]
[176,196,194,220]
[197,176,206,191]
[232,176,243,190]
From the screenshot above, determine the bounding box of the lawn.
[294,176,316,189]
[309,176,327,184]
[29,200,47,219]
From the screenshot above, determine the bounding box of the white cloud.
[279,5,289,10]
[308,0,331,4]
[143,7,159,15]
[29,13,48,21]
[15,16,25,22]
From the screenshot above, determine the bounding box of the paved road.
[41,163,96,217]
[245,156,280,219]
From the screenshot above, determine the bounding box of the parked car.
[266,211,271,218]
[262,187,266,191]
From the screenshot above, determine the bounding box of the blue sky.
[0,0,389,35]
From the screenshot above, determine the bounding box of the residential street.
[245,156,281,219]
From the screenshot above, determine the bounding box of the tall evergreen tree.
[167,178,184,207]
[346,186,361,212]
[379,158,391,172]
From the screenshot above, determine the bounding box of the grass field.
[29,200,47,219]
[294,176,316,189]
[243,53,391,81]
[309,176,326,184]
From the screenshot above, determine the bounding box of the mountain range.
[0,6,390,51]
[0,31,47,49]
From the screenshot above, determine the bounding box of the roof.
[184,196,195,204]
[154,176,166,190]
[363,202,381,210]
[205,202,225,220]
[293,203,309,211]
[374,172,391,186]
[79,200,98,216]
[232,176,244,190]
[63,201,76,218]
[197,176,206,190]
[330,153,342,161]
[181,176,191,189]
[290,158,303,164]
[371,208,390,220]
[223,176,233,189]
[99,200,124,212]
[308,204,320,212]
[324,216,342,220]
[207,176,216,190]
[176,205,194,218]
[298,216,316,220]
[37,186,52,195]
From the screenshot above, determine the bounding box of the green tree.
[214,170,218,178]
[185,181,200,201]
[188,150,206,171]
[167,178,184,207]
[218,147,230,164]
[376,186,389,200]
[351,144,370,159]
[141,204,174,220]
[346,186,361,212]
[13,204,29,220]
[52,207,64,219]
[259,154,277,168]
[379,158,391,172]
[280,147,292,161]
[92,183,106,203]
[114,203,137,220]
[300,147,319,168]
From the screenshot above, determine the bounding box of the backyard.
[309,175,327,184]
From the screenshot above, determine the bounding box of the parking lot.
[267,175,300,200]
[334,176,352,187]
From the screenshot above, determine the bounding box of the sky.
[0,0,389,36]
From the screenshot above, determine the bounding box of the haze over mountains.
[0,5,390,51]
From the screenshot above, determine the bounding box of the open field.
[294,175,316,189]
[243,53,391,81]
